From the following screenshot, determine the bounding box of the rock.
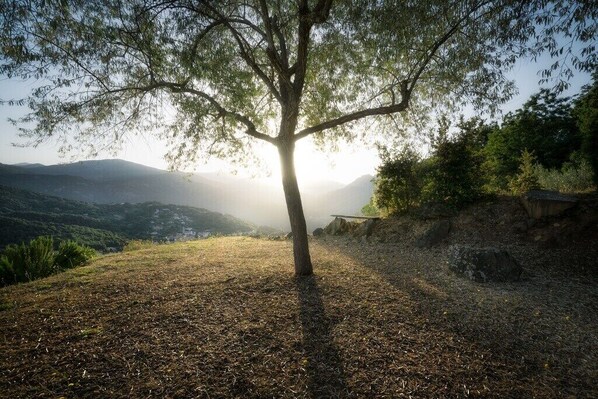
[447,245,522,282]
[324,217,349,235]
[414,219,451,248]
[353,219,378,238]
[312,227,324,237]
[521,190,578,219]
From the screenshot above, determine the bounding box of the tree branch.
[199,3,282,103]
[102,81,276,145]
[408,0,493,93]
[294,99,410,141]
[169,83,277,145]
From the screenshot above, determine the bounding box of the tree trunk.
[278,140,313,276]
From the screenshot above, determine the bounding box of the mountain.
[24,159,166,181]
[303,175,375,228]
[0,185,254,251]
[0,163,32,175]
[0,159,375,230]
[13,162,46,168]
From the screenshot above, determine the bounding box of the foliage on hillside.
[0,185,254,250]
[372,82,597,214]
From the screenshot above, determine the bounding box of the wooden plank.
[330,214,381,220]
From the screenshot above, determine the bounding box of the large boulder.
[414,219,451,248]
[521,190,578,219]
[353,219,378,238]
[324,217,349,235]
[447,245,522,282]
[312,227,324,237]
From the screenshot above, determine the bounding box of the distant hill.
[23,159,166,181]
[0,185,254,251]
[13,163,45,168]
[0,159,375,230]
[304,175,375,228]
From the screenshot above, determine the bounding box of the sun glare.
[253,138,378,187]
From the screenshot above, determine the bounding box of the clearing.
[0,236,596,398]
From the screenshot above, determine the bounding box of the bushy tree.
[573,73,598,186]
[508,149,540,195]
[360,198,380,217]
[374,147,423,214]
[484,89,581,189]
[373,117,489,212]
[1,1,596,275]
[422,118,486,206]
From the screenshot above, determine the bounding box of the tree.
[573,72,598,186]
[1,1,596,275]
[508,149,540,195]
[374,147,423,215]
[422,118,487,206]
[484,89,582,189]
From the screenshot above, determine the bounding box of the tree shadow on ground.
[315,239,597,397]
[295,275,349,398]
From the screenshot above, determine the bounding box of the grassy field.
[0,237,596,398]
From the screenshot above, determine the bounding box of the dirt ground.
[0,229,596,398]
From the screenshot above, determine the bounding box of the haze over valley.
[0,159,374,232]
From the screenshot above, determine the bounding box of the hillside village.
[149,207,213,242]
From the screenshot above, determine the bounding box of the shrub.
[54,240,97,271]
[422,135,485,207]
[573,73,598,186]
[373,117,489,213]
[0,236,95,286]
[373,147,423,214]
[484,89,580,189]
[534,153,595,193]
[508,149,540,195]
[0,236,56,285]
[361,198,380,217]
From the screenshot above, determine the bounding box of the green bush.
[373,118,488,213]
[508,149,540,195]
[534,153,595,193]
[0,236,56,285]
[0,236,95,286]
[422,134,485,207]
[573,73,598,186]
[484,89,580,190]
[54,240,97,271]
[373,147,423,214]
[361,197,380,217]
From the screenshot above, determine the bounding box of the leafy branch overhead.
[1,1,595,162]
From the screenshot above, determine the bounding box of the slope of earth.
[0,237,596,398]
[368,195,598,278]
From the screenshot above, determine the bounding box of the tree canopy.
[483,89,581,185]
[1,0,596,275]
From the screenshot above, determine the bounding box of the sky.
[0,54,592,185]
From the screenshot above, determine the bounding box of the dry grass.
[0,236,596,398]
